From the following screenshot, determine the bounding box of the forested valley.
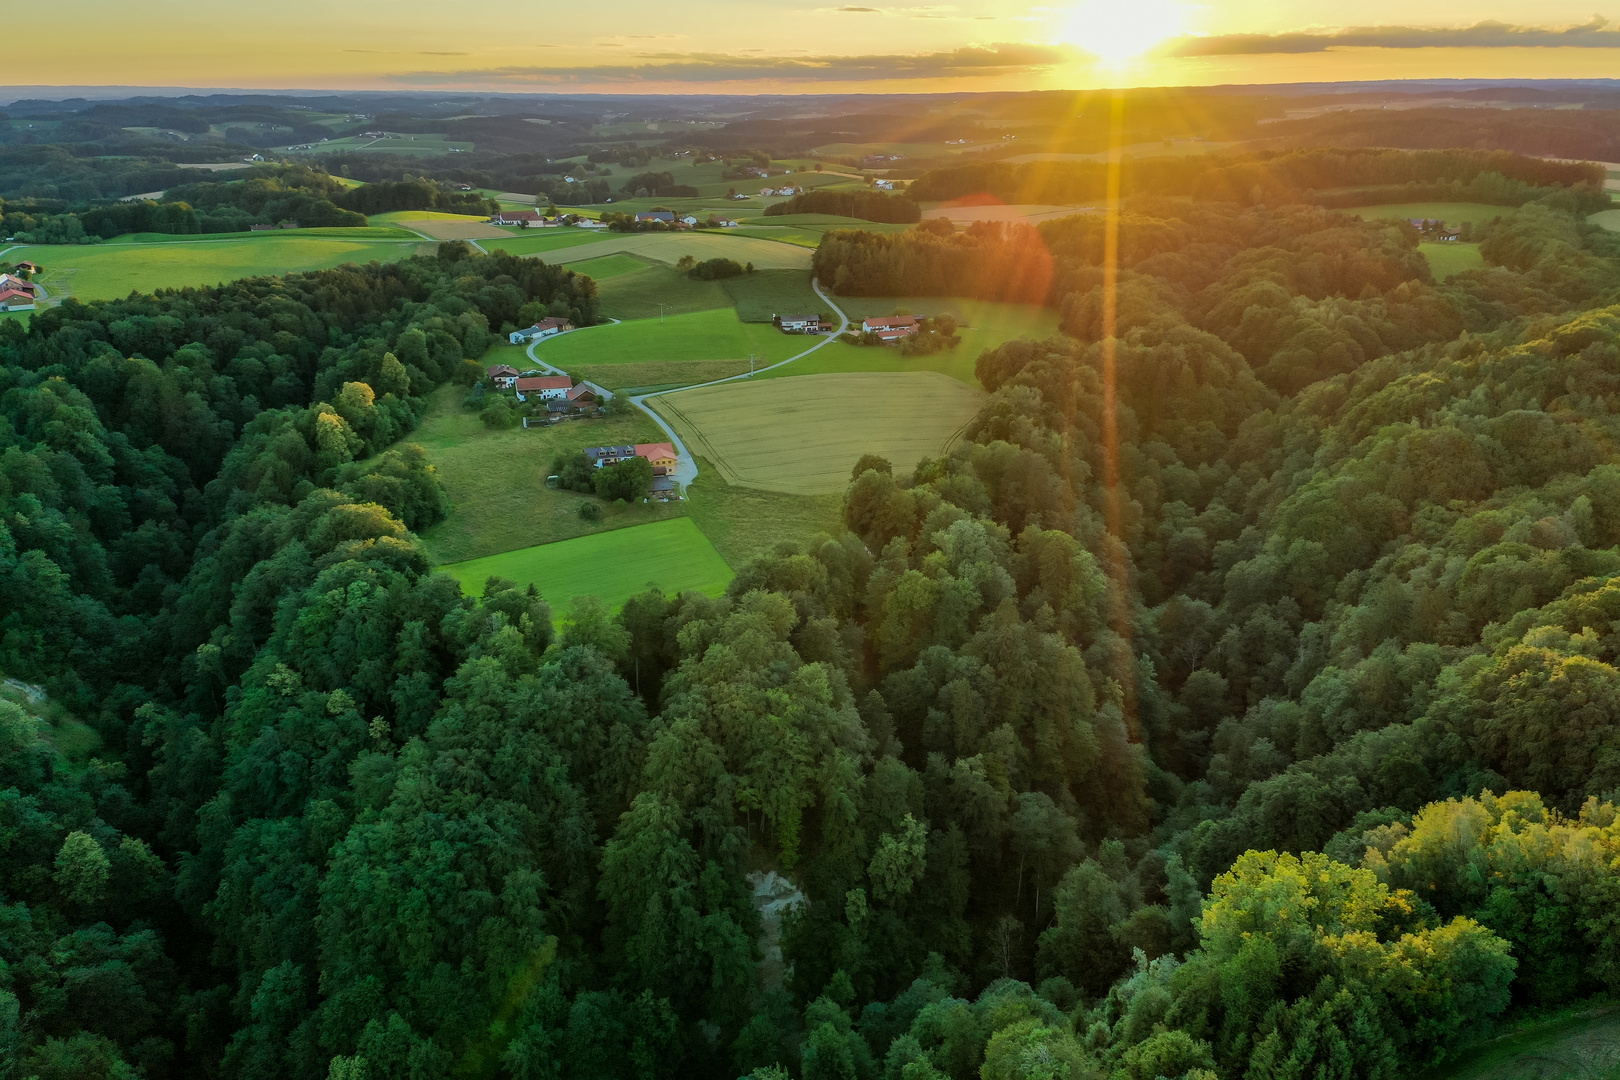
[6,147,1620,1080]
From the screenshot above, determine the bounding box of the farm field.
[573,359,754,393]
[517,231,813,270]
[486,230,613,258]
[592,263,734,319]
[102,226,421,244]
[561,253,648,280]
[537,307,812,368]
[404,385,685,564]
[280,133,473,156]
[1421,1007,1620,1080]
[368,211,510,240]
[441,518,733,610]
[922,203,1096,224]
[1420,242,1485,279]
[1004,141,1243,163]
[1588,208,1620,232]
[723,269,825,322]
[651,371,986,494]
[683,460,843,568]
[12,234,422,301]
[1353,202,1512,226]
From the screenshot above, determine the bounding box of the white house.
[680,215,698,225]
[508,317,575,344]
[514,375,573,400]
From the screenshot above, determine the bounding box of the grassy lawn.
[724,270,825,323]
[404,386,686,565]
[650,371,986,494]
[1420,1007,1620,1080]
[1353,202,1513,226]
[14,235,421,301]
[440,518,734,610]
[1421,242,1485,280]
[562,253,649,280]
[0,310,30,328]
[1588,208,1620,232]
[537,307,813,368]
[684,460,844,568]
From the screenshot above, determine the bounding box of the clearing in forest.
[1422,1007,1620,1080]
[440,518,733,610]
[650,370,985,495]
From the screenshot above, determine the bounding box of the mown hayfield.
[1420,1007,1620,1080]
[441,519,733,610]
[1353,202,1512,226]
[14,234,421,301]
[592,263,734,319]
[1420,242,1485,280]
[486,230,615,258]
[573,359,754,392]
[723,270,825,322]
[651,371,986,494]
[539,307,811,367]
[369,211,511,240]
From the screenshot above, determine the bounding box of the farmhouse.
[515,375,573,400]
[775,312,823,333]
[584,442,678,474]
[874,179,895,190]
[0,288,36,311]
[636,211,676,223]
[566,383,596,405]
[862,315,919,340]
[508,317,575,344]
[487,364,521,389]
[0,274,37,295]
[14,261,39,274]
[490,209,544,226]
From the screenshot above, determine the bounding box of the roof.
[863,316,917,330]
[495,210,543,221]
[0,289,33,303]
[515,375,572,391]
[14,261,38,270]
[778,313,819,323]
[533,317,570,331]
[585,445,635,457]
[636,211,675,222]
[488,364,520,377]
[635,442,677,461]
[566,383,595,400]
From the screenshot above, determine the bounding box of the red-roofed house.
[515,374,573,400]
[14,261,40,274]
[566,383,596,404]
[487,364,521,389]
[635,442,678,475]
[0,288,36,311]
[0,274,36,295]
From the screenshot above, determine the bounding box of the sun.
[1058,0,1185,67]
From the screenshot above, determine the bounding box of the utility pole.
[749,352,754,376]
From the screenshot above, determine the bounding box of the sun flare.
[1059,0,1184,67]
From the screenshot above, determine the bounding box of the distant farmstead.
[636,211,676,223]
[862,315,919,341]
[775,312,823,333]
[490,209,545,226]
[509,317,575,344]
[585,442,678,474]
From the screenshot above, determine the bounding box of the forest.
[6,143,1620,1080]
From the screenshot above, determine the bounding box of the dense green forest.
[7,144,1620,1080]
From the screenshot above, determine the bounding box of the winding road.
[524,278,850,489]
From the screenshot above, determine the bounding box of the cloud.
[819,4,958,16]
[1168,16,1620,56]
[387,43,1072,85]
[829,5,881,10]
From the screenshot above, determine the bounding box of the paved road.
[524,278,850,491]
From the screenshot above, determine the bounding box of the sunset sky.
[9,1,1619,93]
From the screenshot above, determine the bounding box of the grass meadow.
[590,262,734,320]
[538,307,809,368]
[650,371,985,494]
[573,360,755,393]
[723,270,826,322]
[561,253,648,280]
[440,518,734,610]
[1354,202,1513,226]
[513,231,813,270]
[1420,1007,1620,1080]
[1420,242,1485,280]
[1588,208,1620,232]
[403,386,685,565]
[14,234,423,301]
[683,462,844,568]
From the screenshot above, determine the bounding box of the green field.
[486,231,617,258]
[104,226,422,244]
[1588,209,1620,232]
[14,234,422,301]
[510,232,812,270]
[683,460,843,568]
[591,263,735,319]
[723,270,826,323]
[1421,242,1485,280]
[651,371,986,494]
[280,133,472,156]
[574,359,755,393]
[537,307,815,369]
[763,298,1062,386]
[562,253,649,280]
[1354,202,1512,227]
[1422,1008,1620,1080]
[441,518,734,610]
[403,385,686,565]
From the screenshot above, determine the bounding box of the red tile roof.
[0,289,34,304]
[635,442,677,462]
[515,375,572,392]
[863,316,917,330]
[488,364,520,377]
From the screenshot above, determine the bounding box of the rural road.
[525,278,850,490]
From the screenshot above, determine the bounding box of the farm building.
[775,313,823,333]
[14,261,39,274]
[0,288,36,311]
[249,222,299,231]
[508,317,575,344]
[584,442,678,474]
[566,383,596,404]
[490,209,544,226]
[515,375,573,400]
[862,315,919,341]
[487,364,521,389]
[0,274,36,294]
[636,211,676,223]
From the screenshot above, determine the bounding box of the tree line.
[765,189,921,224]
